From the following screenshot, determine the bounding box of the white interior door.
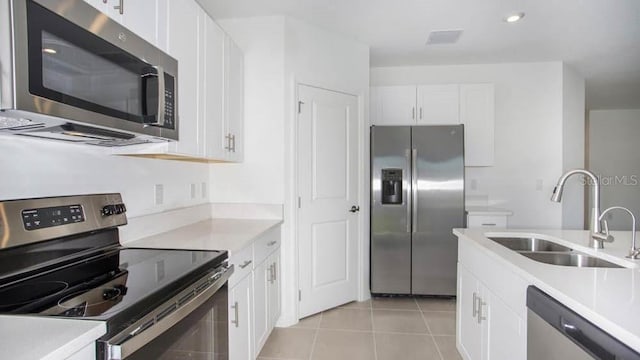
[297,85,359,318]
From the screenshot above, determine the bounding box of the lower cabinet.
[229,272,254,360]
[457,263,525,360]
[228,226,281,360]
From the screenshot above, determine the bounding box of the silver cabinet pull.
[272,262,277,282]
[477,297,486,324]
[224,134,232,150]
[472,292,479,318]
[267,241,277,247]
[482,223,497,226]
[113,0,124,14]
[268,263,274,284]
[420,107,423,119]
[231,301,239,327]
[412,107,415,120]
[231,134,236,152]
[239,260,252,269]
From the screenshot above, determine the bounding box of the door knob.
[349,206,360,213]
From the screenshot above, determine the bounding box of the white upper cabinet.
[371,83,495,166]
[460,84,495,167]
[166,0,202,157]
[203,18,227,160]
[370,86,417,125]
[83,0,160,47]
[223,36,245,162]
[417,84,459,124]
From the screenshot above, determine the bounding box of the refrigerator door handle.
[412,148,418,233]
[405,148,412,233]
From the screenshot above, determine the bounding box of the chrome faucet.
[598,206,638,259]
[551,169,612,249]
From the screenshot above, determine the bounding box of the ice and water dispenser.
[381,169,403,205]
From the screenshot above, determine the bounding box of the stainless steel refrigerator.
[370,125,465,296]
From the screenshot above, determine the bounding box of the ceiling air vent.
[426,30,463,45]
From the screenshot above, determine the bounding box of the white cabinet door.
[371,86,417,125]
[457,264,483,360]
[253,259,270,355]
[484,288,525,360]
[119,0,159,46]
[166,0,202,157]
[203,18,227,160]
[460,84,495,166]
[417,84,460,124]
[229,273,254,360]
[224,35,245,162]
[268,251,281,326]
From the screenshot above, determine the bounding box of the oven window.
[127,285,229,360]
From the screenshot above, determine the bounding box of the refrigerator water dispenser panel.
[381,169,403,205]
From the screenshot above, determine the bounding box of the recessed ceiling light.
[504,12,525,23]
[42,48,57,54]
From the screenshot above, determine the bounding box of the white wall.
[211,17,286,204]
[0,137,210,218]
[561,64,586,229]
[371,62,566,228]
[588,109,640,230]
[212,16,369,326]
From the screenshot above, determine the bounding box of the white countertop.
[0,316,105,360]
[454,228,640,352]
[126,218,283,254]
[465,206,513,216]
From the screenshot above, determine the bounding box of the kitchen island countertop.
[455,228,640,352]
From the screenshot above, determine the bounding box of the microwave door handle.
[152,65,166,127]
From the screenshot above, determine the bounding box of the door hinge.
[298,289,302,301]
[298,101,304,114]
[297,196,301,208]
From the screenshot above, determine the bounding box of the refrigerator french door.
[371,125,465,296]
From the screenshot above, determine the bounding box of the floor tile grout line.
[307,311,322,360]
[370,306,378,360]
[419,305,446,360]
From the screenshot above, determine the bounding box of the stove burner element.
[0,281,68,310]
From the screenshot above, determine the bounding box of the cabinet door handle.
[482,223,497,226]
[472,292,479,318]
[272,262,277,281]
[231,301,239,327]
[224,134,231,150]
[477,297,486,324]
[267,241,277,247]
[420,107,423,119]
[113,0,124,14]
[268,263,274,284]
[231,134,236,152]
[239,260,252,269]
[412,107,415,120]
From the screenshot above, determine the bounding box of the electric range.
[0,193,232,359]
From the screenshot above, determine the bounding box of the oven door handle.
[101,264,233,360]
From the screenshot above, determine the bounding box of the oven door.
[100,265,232,360]
[8,0,178,140]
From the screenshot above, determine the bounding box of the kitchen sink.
[519,252,623,268]
[488,236,573,252]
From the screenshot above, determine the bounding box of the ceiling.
[199,0,640,110]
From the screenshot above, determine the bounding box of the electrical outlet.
[154,184,164,205]
[201,182,207,198]
[190,183,197,199]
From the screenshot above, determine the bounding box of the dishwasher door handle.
[560,317,615,360]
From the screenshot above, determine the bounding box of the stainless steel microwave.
[0,0,178,146]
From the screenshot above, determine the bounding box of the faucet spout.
[551,169,604,248]
[599,206,638,259]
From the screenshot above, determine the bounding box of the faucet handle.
[602,219,610,235]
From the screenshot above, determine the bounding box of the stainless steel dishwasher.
[527,286,640,360]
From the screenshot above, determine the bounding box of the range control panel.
[22,205,85,231]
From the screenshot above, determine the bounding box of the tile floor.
[258,297,462,360]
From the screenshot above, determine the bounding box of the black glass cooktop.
[0,246,226,332]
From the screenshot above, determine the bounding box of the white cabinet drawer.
[254,227,280,266]
[229,244,254,288]
[467,215,508,228]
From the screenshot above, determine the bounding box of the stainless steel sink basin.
[488,237,573,252]
[519,252,623,268]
